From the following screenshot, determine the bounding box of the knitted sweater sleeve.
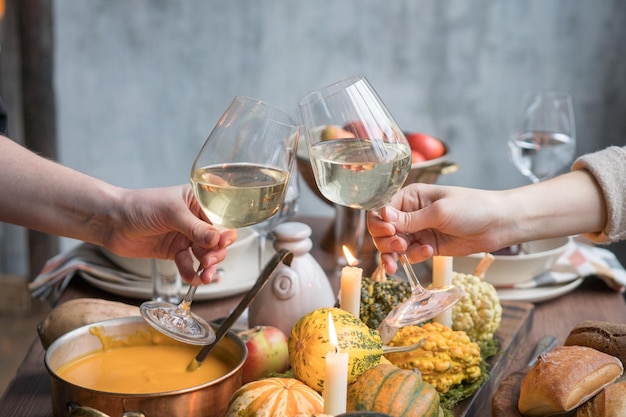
[572,146,626,243]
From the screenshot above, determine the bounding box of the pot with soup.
[44,316,246,417]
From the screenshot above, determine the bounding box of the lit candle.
[340,246,362,317]
[323,312,349,415]
[432,256,453,327]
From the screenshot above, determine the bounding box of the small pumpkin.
[288,307,383,392]
[225,377,324,417]
[346,363,443,417]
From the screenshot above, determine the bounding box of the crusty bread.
[577,381,626,417]
[518,345,623,416]
[565,321,626,366]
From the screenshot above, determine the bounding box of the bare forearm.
[0,136,119,245]
[499,169,607,244]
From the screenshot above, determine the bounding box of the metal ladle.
[187,248,293,371]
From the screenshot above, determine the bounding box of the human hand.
[103,184,237,285]
[367,183,508,274]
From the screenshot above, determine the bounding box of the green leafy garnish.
[439,337,499,417]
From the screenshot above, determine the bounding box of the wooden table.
[1,216,625,417]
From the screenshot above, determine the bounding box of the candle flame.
[342,245,358,266]
[328,312,339,351]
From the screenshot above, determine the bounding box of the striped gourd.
[288,307,383,392]
[225,377,324,417]
[347,363,442,417]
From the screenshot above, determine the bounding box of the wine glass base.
[140,301,216,345]
[384,285,464,328]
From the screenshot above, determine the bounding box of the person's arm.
[0,135,124,243]
[498,169,607,244]
[0,136,235,283]
[369,169,607,274]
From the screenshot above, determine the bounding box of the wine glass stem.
[400,253,428,297]
[257,231,268,273]
[178,274,201,313]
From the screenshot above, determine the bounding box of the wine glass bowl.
[298,75,462,328]
[250,161,300,271]
[508,91,576,183]
[297,135,454,207]
[141,96,300,345]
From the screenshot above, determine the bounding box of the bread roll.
[518,345,623,416]
[565,321,626,366]
[577,381,626,417]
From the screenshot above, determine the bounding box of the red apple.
[238,325,290,384]
[411,150,426,164]
[405,132,445,160]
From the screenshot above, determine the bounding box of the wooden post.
[17,0,59,279]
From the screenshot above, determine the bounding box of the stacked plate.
[85,228,270,301]
[452,237,581,303]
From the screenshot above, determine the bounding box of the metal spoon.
[187,248,293,371]
[382,338,425,354]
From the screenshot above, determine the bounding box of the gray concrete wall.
[2,0,626,275]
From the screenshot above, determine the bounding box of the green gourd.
[288,307,383,392]
[347,363,443,417]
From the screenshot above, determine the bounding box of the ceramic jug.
[248,222,336,335]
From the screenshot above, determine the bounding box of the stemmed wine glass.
[140,96,300,345]
[251,161,300,272]
[298,75,462,327]
[508,91,576,183]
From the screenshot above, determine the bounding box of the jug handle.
[271,265,299,301]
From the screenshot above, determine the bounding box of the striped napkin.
[500,242,626,292]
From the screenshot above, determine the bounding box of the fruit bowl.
[452,236,572,287]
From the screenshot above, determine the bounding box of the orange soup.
[57,344,231,393]
[55,325,233,394]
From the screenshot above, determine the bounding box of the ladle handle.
[189,248,293,369]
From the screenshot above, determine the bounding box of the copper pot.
[44,316,246,417]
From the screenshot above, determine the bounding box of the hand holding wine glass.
[508,91,576,183]
[140,96,300,345]
[299,75,462,328]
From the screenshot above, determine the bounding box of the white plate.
[99,228,258,278]
[496,277,584,303]
[81,242,275,301]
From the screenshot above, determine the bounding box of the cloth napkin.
[28,242,149,305]
[500,242,626,292]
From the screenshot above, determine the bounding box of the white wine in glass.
[309,138,411,210]
[508,91,576,183]
[191,163,289,229]
[299,75,462,327]
[141,96,300,345]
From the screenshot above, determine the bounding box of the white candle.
[340,266,362,317]
[340,246,362,317]
[432,256,453,327]
[323,312,349,415]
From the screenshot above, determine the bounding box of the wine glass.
[141,96,300,345]
[298,75,462,327]
[251,161,300,272]
[508,91,576,183]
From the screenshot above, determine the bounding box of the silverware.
[527,335,558,366]
[382,338,425,354]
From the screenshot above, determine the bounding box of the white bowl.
[452,236,572,287]
[100,228,257,277]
